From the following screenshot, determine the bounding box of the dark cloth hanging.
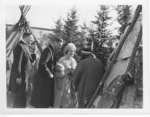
[30,44,56,108]
[73,56,104,108]
[8,42,28,108]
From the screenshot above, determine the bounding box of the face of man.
[82,39,88,48]
[24,35,34,45]
[57,40,64,49]
[30,43,36,53]
[48,38,64,50]
[23,35,35,53]
[59,41,64,47]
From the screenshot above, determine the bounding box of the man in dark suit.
[73,52,104,108]
[30,38,63,108]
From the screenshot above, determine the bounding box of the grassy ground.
[6,66,143,108]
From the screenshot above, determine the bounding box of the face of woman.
[67,49,75,57]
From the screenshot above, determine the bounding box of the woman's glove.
[16,77,22,85]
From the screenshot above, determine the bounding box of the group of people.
[8,32,105,108]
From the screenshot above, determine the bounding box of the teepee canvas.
[87,5,142,108]
[6,5,42,59]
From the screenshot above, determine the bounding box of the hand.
[91,53,96,59]
[46,67,54,79]
[49,73,54,79]
[16,78,22,85]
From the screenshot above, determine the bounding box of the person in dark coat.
[30,38,63,108]
[8,33,32,108]
[73,40,104,108]
[73,51,104,107]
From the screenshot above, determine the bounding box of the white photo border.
[0,0,149,114]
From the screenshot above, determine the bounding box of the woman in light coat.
[54,43,77,108]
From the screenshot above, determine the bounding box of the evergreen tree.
[116,5,132,36]
[49,18,64,42]
[92,5,112,43]
[90,5,113,64]
[78,23,89,47]
[63,8,79,43]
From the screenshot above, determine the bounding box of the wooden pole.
[20,5,43,53]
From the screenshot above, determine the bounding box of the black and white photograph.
[5,3,143,109]
[0,0,149,114]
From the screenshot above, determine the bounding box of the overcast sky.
[5,1,136,35]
